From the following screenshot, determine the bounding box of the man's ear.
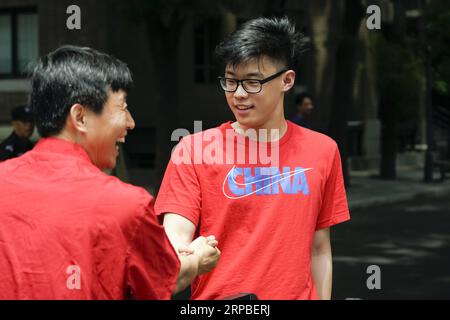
[282,70,296,92]
[69,104,88,133]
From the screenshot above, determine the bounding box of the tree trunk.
[307,0,344,132]
[146,23,184,191]
[328,0,365,188]
[379,0,407,180]
[380,113,398,179]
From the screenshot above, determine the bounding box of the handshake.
[178,235,221,275]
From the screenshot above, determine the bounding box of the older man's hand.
[189,235,221,275]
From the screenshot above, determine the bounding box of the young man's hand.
[188,236,221,275]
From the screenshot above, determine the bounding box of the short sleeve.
[316,144,350,230]
[126,203,180,300]
[154,137,202,226]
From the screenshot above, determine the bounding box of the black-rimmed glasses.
[218,69,288,94]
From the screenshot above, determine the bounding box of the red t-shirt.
[155,121,350,300]
[0,138,179,300]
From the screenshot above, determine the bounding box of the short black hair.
[30,45,133,137]
[215,17,304,69]
[296,93,313,105]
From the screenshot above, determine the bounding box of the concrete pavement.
[347,165,450,210]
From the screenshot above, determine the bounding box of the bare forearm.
[311,251,333,300]
[163,214,220,294]
[168,232,198,294]
[173,254,199,294]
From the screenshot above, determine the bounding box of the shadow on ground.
[333,194,450,299]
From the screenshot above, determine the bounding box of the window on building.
[194,18,221,84]
[0,9,38,78]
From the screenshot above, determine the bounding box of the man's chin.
[107,160,117,171]
[97,158,116,172]
[234,117,260,130]
[101,164,116,174]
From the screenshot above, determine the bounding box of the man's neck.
[54,130,81,145]
[232,118,288,142]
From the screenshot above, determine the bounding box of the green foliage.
[425,1,450,95]
[374,34,424,122]
[373,0,449,123]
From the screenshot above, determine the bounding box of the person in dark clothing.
[292,93,314,129]
[0,105,35,161]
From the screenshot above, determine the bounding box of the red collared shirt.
[0,137,180,300]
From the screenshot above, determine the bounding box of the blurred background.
[0,0,449,299]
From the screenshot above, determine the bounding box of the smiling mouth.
[115,137,126,150]
[235,105,254,111]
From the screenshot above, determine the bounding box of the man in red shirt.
[155,17,350,299]
[0,46,220,300]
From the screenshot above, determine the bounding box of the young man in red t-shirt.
[155,17,350,300]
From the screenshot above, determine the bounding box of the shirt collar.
[33,137,92,164]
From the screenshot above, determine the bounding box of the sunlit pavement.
[333,193,450,300]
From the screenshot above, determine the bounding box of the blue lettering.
[278,167,294,194]
[228,167,245,195]
[259,167,273,195]
[243,168,254,194]
[291,167,310,195]
[227,166,310,197]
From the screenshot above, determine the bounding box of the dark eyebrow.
[246,72,264,77]
[225,71,264,78]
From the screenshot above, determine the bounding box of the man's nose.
[234,83,248,98]
[126,110,136,130]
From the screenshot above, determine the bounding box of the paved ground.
[333,193,450,300]
[347,166,450,210]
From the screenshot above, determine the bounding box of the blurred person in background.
[0,105,35,162]
[291,93,314,129]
